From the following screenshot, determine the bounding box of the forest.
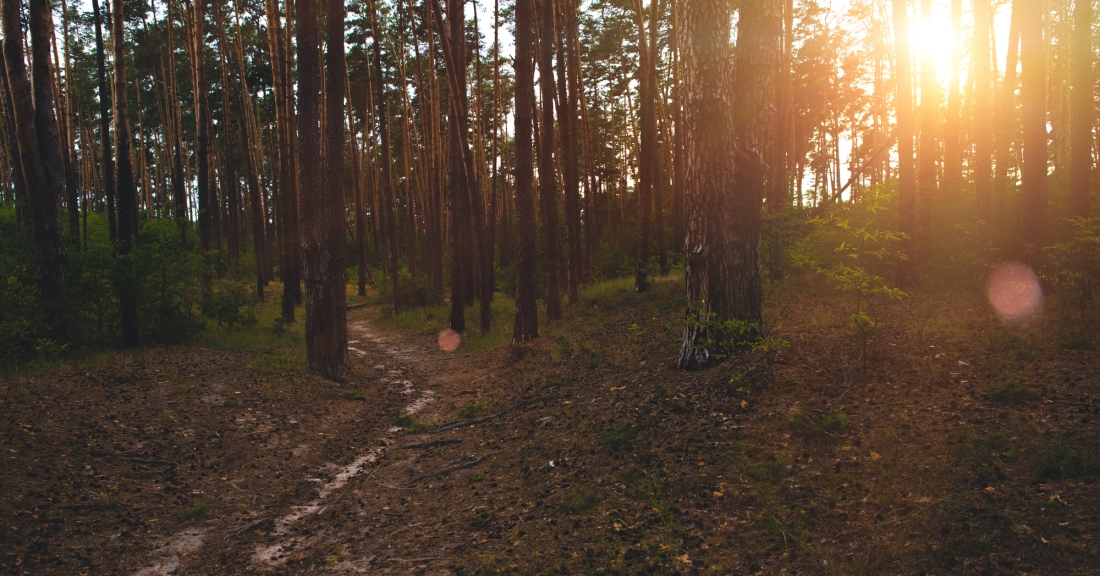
[1,0,1099,573]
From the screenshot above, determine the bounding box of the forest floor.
[2,273,1100,575]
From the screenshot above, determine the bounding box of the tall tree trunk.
[0,43,27,220]
[1070,0,1093,220]
[993,5,1021,229]
[191,0,213,310]
[111,0,139,345]
[296,0,350,378]
[283,0,303,301]
[557,0,582,302]
[538,0,563,319]
[60,0,79,246]
[2,0,70,340]
[973,0,993,228]
[917,0,937,242]
[92,0,116,242]
[266,0,301,316]
[892,0,917,287]
[213,3,240,261]
[942,0,962,206]
[1019,0,1048,258]
[512,0,539,343]
[632,0,653,292]
[372,1,400,315]
[166,0,188,246]
[482,0,502,332]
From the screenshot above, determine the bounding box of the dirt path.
[1,308,502,575]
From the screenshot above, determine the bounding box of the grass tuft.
[987,379,1040,403]
[177,502,209,522]
[600,422,638,450]
[790,407,848,441]
[557,488,602,515]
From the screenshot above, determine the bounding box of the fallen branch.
[90,450,175,467]
[387,557,441,563]
[229,517,273,538]
[407,453,493,484]
[399,438,465,450]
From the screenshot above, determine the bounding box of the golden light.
[438,329,461,352]
[914,7,959,86]
[986,261,1043,322]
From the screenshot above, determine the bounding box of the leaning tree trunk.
[297,0,350,378]
[512,0,539,344]
[1019,0,1048,259]
[2,0,70,340]
[892,0,917,287]
[537,0,563,320]
[112,0,139,346]
[1070,0,1092,220]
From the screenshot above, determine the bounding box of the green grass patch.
[456,402,486,419]
[600,422,638,450]
[220,397,241,409]
[386,413,438,432]
[987,379,1040,403]
[790,407,848,441]
[177,502,209,522]
[342,390,367,401]
[1036,441,1100,480]
[747,456,791,484]
[557,488,602,515]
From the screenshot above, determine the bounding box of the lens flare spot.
[986,261,1042,322]
[438,329,461,352]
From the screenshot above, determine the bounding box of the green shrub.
[456,402,486,419]
[207,280,258,329]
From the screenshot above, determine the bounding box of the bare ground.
[3,276,1100,575]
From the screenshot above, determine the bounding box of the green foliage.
[600,422,638,450]
[987,380,1040,403]
[557,488,602,514]
[342,390,367,401]
[207,280,258,329]
[1036,442,1100,480]
[221,397,241,409]
[385,413,437,432]
[807,192,907,367]
[790,408,849,441]
[1045,217,1100,326]
[680,309,789,362]
[374,266,443,308]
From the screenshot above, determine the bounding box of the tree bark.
[512,0,539,344]
[296,0,350,378]
[1070,0,1093,220]
[942,0,962,207]
[892,0,917,287]
[557,0,582,302]
[2,0,70,340]
[993,4,1021,229]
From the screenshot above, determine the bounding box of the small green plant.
[97,496,122,510]
[207,281,258,329]
[177,502,209,522]
[987,380,1040,403]
[790,408,849,441]
[600,422,638,450]
[679,308,789,365]
[342,390,367,401]
[628,323,647,339]
[221,397,241,409]
[557,488,602,514]
[1036,442,1100,480]
[1045,217,1100,326]
[456,402,486,419]
[472,474,486,483]
[469,506,494,526]
[808,195,908,370]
